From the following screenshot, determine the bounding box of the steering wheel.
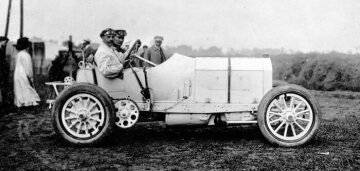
[123,39,157,67]
[124,39,141,61]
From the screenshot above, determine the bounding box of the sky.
[1,0,360,53]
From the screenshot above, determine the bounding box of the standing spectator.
[138,45,148,67]
[81,39,96,63]
[140,45,148,58]
[0,36,10,107]
[13,37,40,107]
[144,36,167,67]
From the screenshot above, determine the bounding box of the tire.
[257,84,321,147]
[52,83,115,146]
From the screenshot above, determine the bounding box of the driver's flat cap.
[100,28,115,37]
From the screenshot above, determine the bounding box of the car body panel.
[76,53,272,113]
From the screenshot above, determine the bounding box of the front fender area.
[54,82,109,103]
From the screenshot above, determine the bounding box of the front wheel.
[257,84,321,147]
[52,83,115,146]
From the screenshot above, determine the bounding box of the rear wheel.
[52,83,115,146]
[257,84,321,147]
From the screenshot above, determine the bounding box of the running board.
[226,121,257,124]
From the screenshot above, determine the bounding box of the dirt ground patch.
[1,90,360,170]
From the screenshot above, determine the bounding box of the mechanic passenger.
[113,30,138,68]
[144,36,167,67]
[113,29,127,54]
[94,28,125,78]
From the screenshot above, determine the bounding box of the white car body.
[48,41,321,147]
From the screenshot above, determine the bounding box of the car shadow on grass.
[104,125,266,146]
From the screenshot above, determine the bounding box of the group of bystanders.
[0,28,168,115]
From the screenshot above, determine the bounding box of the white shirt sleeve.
[97,54,123,78]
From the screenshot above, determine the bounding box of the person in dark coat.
[0,36,10,108]
[144,36,167,67]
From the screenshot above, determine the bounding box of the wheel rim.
[266,93,314,141]
[115,99,139,128]
[61,93,105,139]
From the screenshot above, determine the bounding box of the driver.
[94,28,125,78]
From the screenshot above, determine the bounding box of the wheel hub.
[78,110,89,121]
[284,111,295,122]
[119,109,130,118]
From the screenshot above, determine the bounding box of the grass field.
[1,90,360,170]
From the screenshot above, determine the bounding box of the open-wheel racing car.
[46,40,321,147]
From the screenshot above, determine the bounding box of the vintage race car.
[46,40,321,147]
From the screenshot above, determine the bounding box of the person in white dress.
[13,37,40,107]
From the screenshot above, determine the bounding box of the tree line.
[164,45,360,91]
